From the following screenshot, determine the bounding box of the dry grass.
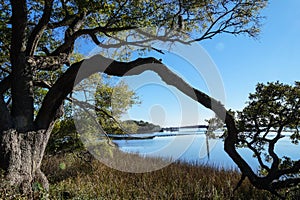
[42,152,273,200]
[1,151,296,199]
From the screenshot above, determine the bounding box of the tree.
[94,76,140,134]
[46,75,140,154]
[0,0,267,197]
[233,81,300,198]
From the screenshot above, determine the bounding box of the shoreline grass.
[42,152,272,200]
[1,151,297,199]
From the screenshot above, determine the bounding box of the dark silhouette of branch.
[26,0,54,56]
[51,26,136,56]
[34,54,258,194]
[233,174,246,192]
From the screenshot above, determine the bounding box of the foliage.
[46,118,83,154]
[205,116,225,138]
[94,76,140,134]
[237,81,300,155]
[47,75,140,154]
[235,81,300,195]
[124,120,161,133]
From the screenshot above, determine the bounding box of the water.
[113,131,299,171]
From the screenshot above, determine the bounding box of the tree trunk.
[0,124,53,197]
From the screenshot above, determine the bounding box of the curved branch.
[26,0,54,56]
[269,126,284,173]
[48,15,77,29]
[51,26,136,56]
[245,140,270,172]
[35,54,267,192]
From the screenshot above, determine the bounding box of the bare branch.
[269,126,284,171]
[233,174,246,192]
[51,26,137,56]
[245,140,270,172]
[191,4,238,42]
[26,0,54,56]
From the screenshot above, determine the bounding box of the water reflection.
[113,131,299,171]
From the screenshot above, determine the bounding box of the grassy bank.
[1,152,297,199]
[42,152,272,200]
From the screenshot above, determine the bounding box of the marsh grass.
[42,152,273,200]
[1,151,296,199]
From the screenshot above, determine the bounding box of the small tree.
[233,81,300,198]
[205,116,224,138]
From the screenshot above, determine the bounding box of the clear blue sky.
[79,1,300,127]
[124,1,300,127]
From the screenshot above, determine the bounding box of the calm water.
[113,131,299,171]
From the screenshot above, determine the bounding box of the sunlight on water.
[113,131,299,171]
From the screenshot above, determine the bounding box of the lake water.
[113,131,299,172]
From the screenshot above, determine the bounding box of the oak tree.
[0,0,267,196]
[235,82,300,198]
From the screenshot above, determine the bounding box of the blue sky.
[78,1,300,127]
[122,1,300,127]
[201,0,300,111]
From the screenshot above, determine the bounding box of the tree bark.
[0,124,54,197]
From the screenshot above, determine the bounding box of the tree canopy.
[235,82,300,197]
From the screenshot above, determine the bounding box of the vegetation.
[124,120,161,133]
[232,81,300,197]
[0,152,290,200]
[0,0,276,197]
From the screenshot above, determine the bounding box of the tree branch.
[34,54,262,193]
[26,0,54,56]
[269,126,284,172]
[51,26,136,56]
[191,4,238,42]
[48,15,77,29]
[50,12,87,56]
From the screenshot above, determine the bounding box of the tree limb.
[233,173,246,192]
[37,54,297,194]
[26,0,54,56]
[271,178,300,190]
[50,26,136,56]
[34,54,257,185]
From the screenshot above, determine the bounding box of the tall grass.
[1,151,297,199]
[42,152,273,200]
